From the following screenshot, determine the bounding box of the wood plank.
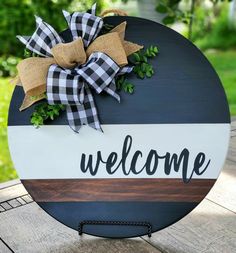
[0,179,20,190]
[21,179,215,202]
[206,160,236,213]
[231,119,236,130]
[227,147,236,163]
[1,202,12,211]
[142,199,236,253]
[7,199,22,208]
[16,197,26,205]
[0,184,27,203]
[230,131,236,138]
[227,135,236,163]
[0,202,161,253]
[230,136,236,149]
[0,240,12,253]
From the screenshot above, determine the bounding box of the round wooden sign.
[8,16,230,238]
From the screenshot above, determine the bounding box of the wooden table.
[1,119,236,253]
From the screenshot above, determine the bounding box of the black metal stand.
[78,220,152,238]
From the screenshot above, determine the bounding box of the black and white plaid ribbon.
[17,4,133,132]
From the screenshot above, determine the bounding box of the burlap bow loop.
[16,3,143,132]
[51,38,87,69]
[86,32,128,67]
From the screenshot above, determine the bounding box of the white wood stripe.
[8,124,230,180]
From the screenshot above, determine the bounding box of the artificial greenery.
[24,49,39,58]
[132,45,158,79]
[116,75,134,94]
[31,102,65,128]
[115,45,158,94]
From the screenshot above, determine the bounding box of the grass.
[0,50,235,182]
[0,78,17,182]
[204,50,236,116]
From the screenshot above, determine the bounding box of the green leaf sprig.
[132,45,158,79]
[31,103,65,128]
[24,49,39,58]
[116,75,134,94]
[115,45,159,94]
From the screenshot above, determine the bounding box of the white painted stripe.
[8,124,230,180]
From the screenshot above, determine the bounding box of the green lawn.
[205,50,236,116]
[0,50,235,182]
[0,78,17,182]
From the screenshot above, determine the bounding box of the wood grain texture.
[0,179,20,190]
[0,183,27,203]
[21,179,215,202]
[142,199,236,253]
[0,202,161,253]
[206,160,236,213]
[231,119,236,130]
[227,137,236,162]
[0,240,12,253]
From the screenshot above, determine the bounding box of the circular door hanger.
[8,17,230,238]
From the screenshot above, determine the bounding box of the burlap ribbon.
[16,4,143,132]
[17,21,142,111]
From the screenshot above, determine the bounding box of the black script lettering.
[105,152,118,174]
[143,150,159,175]
[79,135,211,182]
[164,149,189,181]
[187,152,211,183]
[80,151,103,176]
[114,135,133,175]
[128,150,144,175]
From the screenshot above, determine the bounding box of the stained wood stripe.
[22,179,215,202]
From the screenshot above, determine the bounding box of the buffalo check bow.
[17,4,133,133]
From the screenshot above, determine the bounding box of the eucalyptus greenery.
[115,45,158,94]
[132,45,158,79]
[31,103,65,127]
[116,75,134,94]
[24,49,39,58]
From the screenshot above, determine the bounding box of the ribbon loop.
[86,32,128,66]
[63,4,103,47]
[47,52,121,132]
[17,57,56,96]
[16,4,143,132]
[78,52,120,93]
[17,16,63,57]
[47,64,83,106]
[51,38,86,68]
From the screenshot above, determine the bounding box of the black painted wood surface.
[8,17,230,126]
[8,16,230,238]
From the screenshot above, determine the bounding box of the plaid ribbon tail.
[66,83,102,133]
